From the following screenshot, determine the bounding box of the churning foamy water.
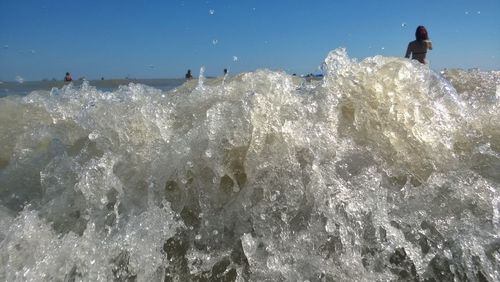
[0,49,499,281]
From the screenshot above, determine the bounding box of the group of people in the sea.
[184,68,228,80]
[64,26,432,82]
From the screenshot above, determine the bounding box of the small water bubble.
[88,132,99,140]
[212,230,219,235]
[181,178,187,184]
[401,22,407,27]
[233,55,238,61]
[205,150,212,158]
[195,234,202,240]
[465,11,469,15]
[209,9,215,15]
[477,11,481,14]
[212,39,218,45]
[187,161,194,168]
[381,47,385,50]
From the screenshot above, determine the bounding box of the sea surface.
[0,49,499,281]
[0,78,186,97]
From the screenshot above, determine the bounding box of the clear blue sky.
[1,0,499,81]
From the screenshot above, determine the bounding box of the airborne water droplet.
[212,39,218,45]
[233,56,238,62]
[209,9,215,15]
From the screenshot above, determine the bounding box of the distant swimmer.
[64,72,73,82]
[185,69,193,80]
[405,26,433,64]
[223,68,228,76]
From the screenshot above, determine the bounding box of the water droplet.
[195,234,202,240]
[205,150,212,158]
[212,230,218,235]
[209,9,215,15]
[233,55,238,61]
[212,39,218,45]
[465,11,469,15]
[381,47,385,50]
[401,22,407,27]
[88,132,99,140]
[477,11,481,15]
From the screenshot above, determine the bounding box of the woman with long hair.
[405,26,433,64]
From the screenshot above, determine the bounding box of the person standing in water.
[64,72,72,82]
[223,68,228,76]
[405,26,433,64]
[185,69,193,80]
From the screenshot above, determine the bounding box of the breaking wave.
[0,49,499,281]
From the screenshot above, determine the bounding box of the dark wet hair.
[415,26,429,41]
[66,72,70,75]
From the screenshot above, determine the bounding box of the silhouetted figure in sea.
[223,68,228,76]
[405,25,433,64]
[185,69,193,80]
[64,72,72,82]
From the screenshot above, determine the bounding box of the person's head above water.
[415,26,429,41]
[66,72,70,76]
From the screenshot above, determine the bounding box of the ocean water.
[0,49,499,281]
[0,79,186,98]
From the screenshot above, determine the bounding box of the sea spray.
[0,49,499,281]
